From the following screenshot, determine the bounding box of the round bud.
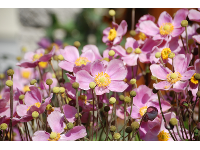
[109,97,116,104]
[59,87,65,93]
[124,96,131,103]
[130,91,136,97]
[21,46,27,52]
[46,79,53,85]
[152,88,159,94]
[181,20,188,27]
[0,123,8,130]
[130,30,137,37]
[89,82,96,89]
[32,111,39,119]
[130,78,136,85]
[110,125,116,132]
[19,94,25,100]
[126,47,133,54]
[131,121,140,130]
[74,41,81,48]
[151,75,157,81]
[75,113,82,119]
[58,55,64,61]
[194,73,200,80]
[46,104,52,110]
[155,52,161,58]
[6,80,13,87]
[53,87,60,94]
[125,126,132,133]
[0,73,5,79]
[7,69,14,76]
[197,91,200,98]
[168,52,175,59]
[90,100,96,105]
[16,56,22,61]
[169,118,178,126]
[50,132,57,139]
[109,9,116,16]
[67,122,74,129]
[30,79,37,85]
[113,133,121,140]
[134,48,142,54]
[72,82,79,89]
[108,50,115,57]
[104,106,110,112]
[196,28,200,34]
[53,55,59,61]
[119,95,124,101]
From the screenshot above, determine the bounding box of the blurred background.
[0,8,181,73]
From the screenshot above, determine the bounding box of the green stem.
[123,103,126,141]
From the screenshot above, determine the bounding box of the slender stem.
[75,89,80,126]
[91,90,95,141]
[185,26,190,53]
[105,112,109,141]
[17,124,24,141]
[180,35,187,53]
[96,96,99,141]
[2,130,5,141]
[131,8,135,30]
[123,103,126,141]
[24,122,29,141]
[56,94,68,124]
[49,61,61,87]
[9,75,13,141]
[176,125,184,141]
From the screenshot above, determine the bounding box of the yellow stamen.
[138,32,147,41]
[108,28,117,41]
[38,62,48,68]
[166,72,182,85]
[27,102,41,111]
[23,85,30,92]
[74,57,90,66]
[94,72,111,87]
[47,107,55,115]
[79,95,88,104]
[161,48,171,60]
[191,73,198,84]
[157,130,170,141]
[0,95,2,99]
[21,71,31,79]
[48,132,61,141]
[33,53,43,62]
[159,23,174,36]
[139,106,147,116]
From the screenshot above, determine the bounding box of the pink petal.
[32,131,49,141]
[82,45,102,60]
[108,80,128,92]
[80,49,95,62]
[47,111,65,133]
[181,70,195,80]
[95,86,109,95]
[59,61,74,72]
[150,64,171,80]
[90,60,105,77]
[153,81,172,90]
[125,37,139,50]
[171,27,185,37]
[63,104,77,122]
[141,38,162,53]
[173,9,189,27]
[188,9,200,22]
[16,104,29,117]
[24,86,42,106]
[139,20,159,36]
[172,81,188,92]
[113,36,122,45]
[122,54,139,66]
[193,35,200,44]
[195,59,200,73]
[127,105,141,119]
[173,54,191,74]
[111,45,127,57]
[117,20,127,36]
[103,27,111,35]
[76,70,94,90]
[106,59,127,80]
[60,46,79,63]
[158,11,172,27]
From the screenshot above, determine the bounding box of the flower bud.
[194,73,200,80]
[89,82,96,89]
[32,111,39,119]
[50,132,57,139]
[46,104,52,110]
[134,48,141,54]
[30,79,37,85]
[74,41,81,48]
[108,50,115,57]
[59,87,65,93]
[53,55,59,61]
[46,79,53,85]
[131,121,140,130]
[6,80,13,87]
[16,56,22,61]
[126,47,133,54]
[125,126,132,133]
[21,46,27,52]
[104,106,110,112]
[155,52,161,58]
[53,87,60,94]
[130,30,137,37]
[0,73,5,79]
[0,123,8,130]
[169,118,178,126]
[75,113,82,119]
[19,94,25,100]
[119,95,124,101]
[109,97,116,104]
[7,69,14,76]
[67,122,74,129]
[124,96,131,103]
[152,88,159,94]
[130,91,136,97]
[197,91,200,98]
[168,52,175,59]
[130,78,136,85]
[110,125,116,132]
[58,55,64,61]
[181,20,188,27]
[109,9,116,16]
[113,133,121,140]
[151,75,157,81]
[72,82,79,89]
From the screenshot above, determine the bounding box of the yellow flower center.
[23,85,30,92]
[38,62,48,68]
[161,48,171,60]
[94,72,111,87]
[0,94,2,99]
[134,48,142,54]
[139,106,147,116]
[159,23,174,36]
[27,102,41,111]
[21,71,31,79]
[191,73,198,84]
[33,53,48,68]
[48,132,61,141]
[157,130,170,141]
[75,57,91,66]
[108,28,117,41]
[166,72,182,85]
[138,32,147,41]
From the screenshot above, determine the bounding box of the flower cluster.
[1,8,200,141]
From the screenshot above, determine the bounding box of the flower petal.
[173,9,189,27]
[153,81,172,90]
[60,46,79,63]
[139,20,159,36]
[76,70,94,90]
[63,104,77,122]
[158,11,172,27]
[188,9,200,22]
[150,64,171,80]
[59,60,74,72]
[32,131,49,141]
[108,80,128,92]
[90,60,105,77]
[24,86,42,106]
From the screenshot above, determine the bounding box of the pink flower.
[82,45,103,60]
[102,20,127,46]
[76,59,128,95]
[188,9,200,22]
[32,111,87,141]
[16,86,52,122]
[58,46,95,73]
[150,54,195,92]
[139,9,188,40]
